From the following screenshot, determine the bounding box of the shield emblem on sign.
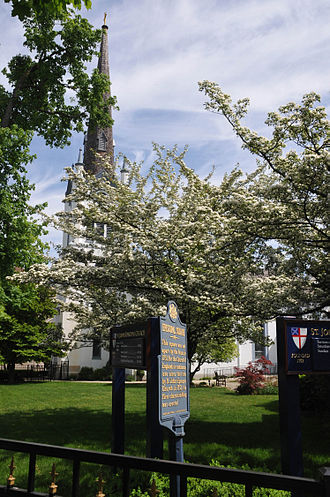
[291,327,308,350]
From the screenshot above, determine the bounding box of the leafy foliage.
[0,283,66,379]
[299,374,330,412]
[199,83,329,316]
[5,0,92,22]
[76,363,112,381]
[191,334,238,379]
[0,126,45,278]
[130,462,290,496]
[1,11,116,146]
[235,356,273,395]
[0,125,67,379]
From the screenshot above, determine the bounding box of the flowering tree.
[17,144,302,375]
[199,83,329,316]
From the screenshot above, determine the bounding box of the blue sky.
[1,0,329,249]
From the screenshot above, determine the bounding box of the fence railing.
[201,363,278,379]
[0,438,329,497]
[0,361,69,383]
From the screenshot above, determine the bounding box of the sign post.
[276,317,330,479]
[146,317,164,459]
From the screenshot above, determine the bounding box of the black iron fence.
[0,361,69,383]
[48,360,69,380]
[0,438,329,497]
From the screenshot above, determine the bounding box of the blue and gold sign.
[158,301,190,435]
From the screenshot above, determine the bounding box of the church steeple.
[83,16,114,174]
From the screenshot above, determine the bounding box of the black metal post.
[168,416,185,497]
[72,460,80,497]
[319,467,330,497]
[169,433,185,497]
[276,317,304,478]
[27,452,36,493]
[146,318,163,459]
[112,367,125,454]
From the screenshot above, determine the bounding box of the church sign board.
[158,302,190,435]
[111,323,147,369]
[276,317,329,478]
[282,319,330,374]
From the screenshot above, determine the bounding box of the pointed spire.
[83,15,114,174]
[120,157,129,184]
[77,148,83,164]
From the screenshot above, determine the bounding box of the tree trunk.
[189,359,203,384]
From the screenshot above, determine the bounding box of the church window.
[97,131,107,151]
[254,342,265,360]
[92,339,102,359]
[94,222,105,236]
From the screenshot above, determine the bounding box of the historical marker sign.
[283,319,330,374]
[158,301,190,435]
[111,323,147,369]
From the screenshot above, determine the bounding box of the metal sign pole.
[277,317,304,477]
[169,417,185,497]
[111,366,125,454]
[146,317,164,459]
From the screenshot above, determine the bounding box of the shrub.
[256,383,278,395]
[76,367,94,380]
[136,370,145,381]
[76,364,112,381]
[235,356,273,395]
[130,462,290,496]
[92,366,112,381]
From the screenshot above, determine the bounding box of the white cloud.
[1,0,329,248]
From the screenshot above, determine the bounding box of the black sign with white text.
[111,324,147,369]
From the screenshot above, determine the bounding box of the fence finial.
[148,479,160,497]
[7,456,16,488]
[49,463,58,495]
[96,472,106,497]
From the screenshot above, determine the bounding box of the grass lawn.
[0,382,329,495]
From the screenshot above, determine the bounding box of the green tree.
[0,7,114,380]
[5,0,92,21]
[0,283,65,383]
[199,83,329,316]
[192,333,238,379]
[1,11,115,144]
[0,126,66,382]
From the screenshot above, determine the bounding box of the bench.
[214,372,227,387]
